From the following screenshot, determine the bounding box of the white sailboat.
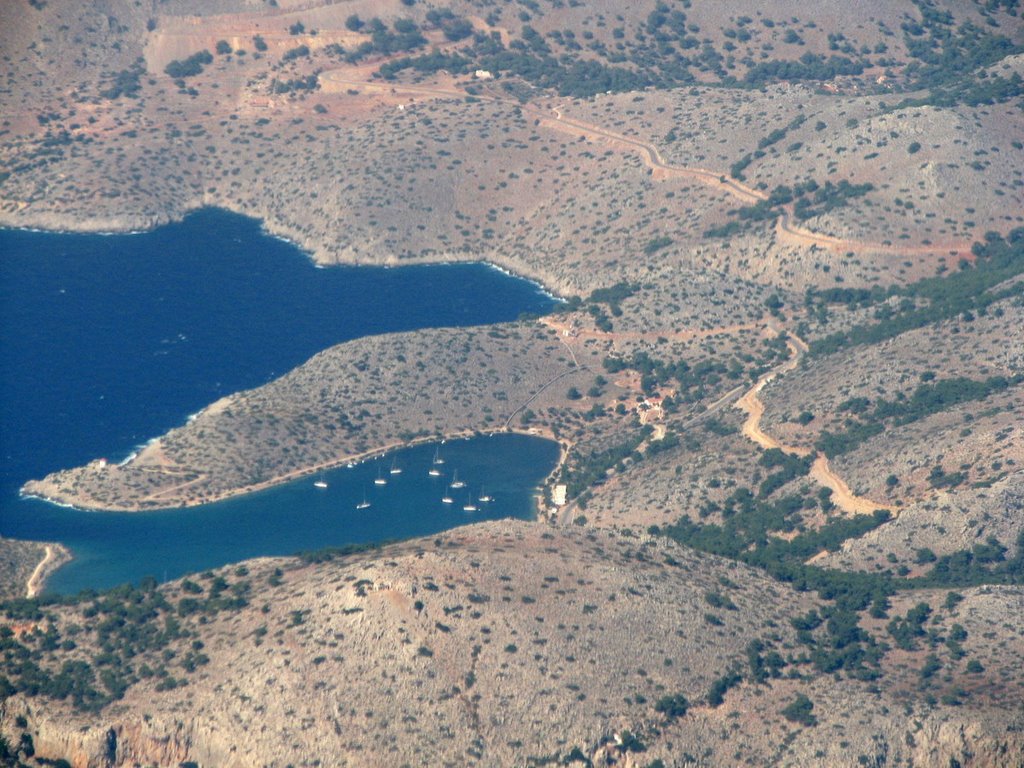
[432,447,445,466]
[313,478,328,489]
[478,487,493,503]
[428,465,442,477]
[356,489,371,510]
[389,457,402,475]
[463,494,478,513]
[441,489,454,504]
[450,470,465,489]
[374,466,387,486]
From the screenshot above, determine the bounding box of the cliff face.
[0,705,228,768]
[911,720,1024,768]
[7,705,1023,768]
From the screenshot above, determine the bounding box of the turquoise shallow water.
[0,209,560,594]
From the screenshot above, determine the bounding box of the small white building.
[551,484,567,506]
[474,69,493,80]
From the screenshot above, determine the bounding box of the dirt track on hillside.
[733,331,893,516]
[319,72,971,260]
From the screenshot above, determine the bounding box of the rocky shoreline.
[0,202,577,301]
[6,203,587,522]
[18,317,591,511]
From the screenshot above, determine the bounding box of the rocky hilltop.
[3,522,1022,767]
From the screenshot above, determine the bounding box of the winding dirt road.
[540,105,766,205]
[733,332,893,516]
[776,211,969,259]
[736,337,809,454]
[808,455,891,516]
[543,304,891,518]
[319,71,970,258]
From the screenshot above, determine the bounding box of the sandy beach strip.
[25,543,72,599]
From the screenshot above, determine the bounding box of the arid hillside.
[2,0,1023,765]
[2,0,1021,295]
[2,522,1022,767]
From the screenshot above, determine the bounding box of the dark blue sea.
[0,208,559,594]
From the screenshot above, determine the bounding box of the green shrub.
[164,50,213,78]
[781,694,817,726]
[654,692,689,719]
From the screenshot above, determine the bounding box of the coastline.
[8,206,576,525]
[0,206,187,239]
[25,543,72,599]
[23,426,570,515]
[536,437,572,520]
[0,204,570,304]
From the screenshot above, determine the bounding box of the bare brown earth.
[734,331,894,516]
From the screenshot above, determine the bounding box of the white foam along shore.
[259,217,564,304]
[117,400,226,468]
[6,206,568,307]
[1,224,149,237]
[481,260,563,302]
[17,491,89,513]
